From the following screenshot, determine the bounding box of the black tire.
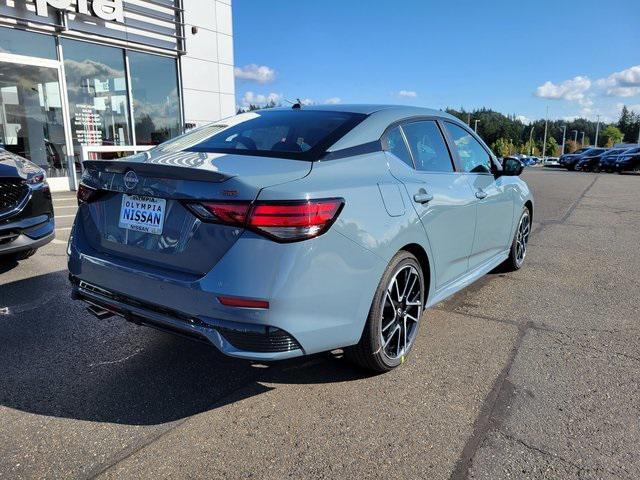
[346,250,425,373]
[501,207,531,272]
[593,165,601,173]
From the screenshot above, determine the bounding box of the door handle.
[413,192,434,204]
[475,190,487,200]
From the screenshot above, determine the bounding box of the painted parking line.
[55,214,77,218]
[55,227,73,231]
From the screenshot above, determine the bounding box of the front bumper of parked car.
[0,183,55,256]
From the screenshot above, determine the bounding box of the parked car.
[576,148,609,172]
[561,148,606,171]
[615,147,640,173]
[0,149,54,261]
[544,157,560,166]
[68,105,533,372]
[599,147,632,173]
[559,148,590,170]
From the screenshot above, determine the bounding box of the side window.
[385,126,413,168]
[444,122,492,174]
[401,121,454,172]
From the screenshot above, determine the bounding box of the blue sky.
[232,0,640,122]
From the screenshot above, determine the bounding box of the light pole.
[637,124,640,145]
[572,129,578,143]
[541,106,549,161]
[581,131,585,146]
[594,115,601,147]
[528,126,535,155]
[474,119,480,133]
[559,125,567,155]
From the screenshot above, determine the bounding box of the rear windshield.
[185,110,367,160]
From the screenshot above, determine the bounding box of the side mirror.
[502,157,524,176]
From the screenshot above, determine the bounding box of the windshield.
[605,149,622,155]
[184,110,367,160]
[581,148,605,156]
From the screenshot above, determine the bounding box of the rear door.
[385,120,477,289]
[441,121,515,270]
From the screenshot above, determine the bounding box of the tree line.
[446,106,640,157]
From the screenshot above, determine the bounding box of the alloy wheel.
[379,265,423,361]
[515,212,531,266]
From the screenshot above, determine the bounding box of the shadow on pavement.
[0,271,373,426]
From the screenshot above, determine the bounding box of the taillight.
[249,199,343,241]
[77,183,99,205]
[187,198,344,242]
[190,202,251,224]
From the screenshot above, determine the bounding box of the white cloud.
[515,115,531,125]
[324,97,341,104]
[240,91,282,108]
[396,90,418,98]
[597,65,640,97]
[534,76,592,106]
[234,64,276,84]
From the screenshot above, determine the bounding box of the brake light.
[188,198,344,242]
[249,200,343,241]
[198,202,251,224]
[77,183,99,205]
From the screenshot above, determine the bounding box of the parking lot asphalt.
[1,169,639,479]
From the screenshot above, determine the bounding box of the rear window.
[185,110,366,160]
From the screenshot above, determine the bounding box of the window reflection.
[0,63,66,177]
[0,27,57,59]
[62,38,131,163]
[128,52,181,145]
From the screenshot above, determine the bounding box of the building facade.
[0,0,235,190]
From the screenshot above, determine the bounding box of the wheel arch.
[524,199,533,222]
[400,243,432,302]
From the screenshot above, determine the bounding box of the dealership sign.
[34,0,124,22]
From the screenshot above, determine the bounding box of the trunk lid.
[78,149,311,276]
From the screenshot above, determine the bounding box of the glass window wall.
[61,38,131,161]
[0,63,67,177]
[128,51,181,145]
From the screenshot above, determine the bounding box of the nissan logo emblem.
[124,170,139,190]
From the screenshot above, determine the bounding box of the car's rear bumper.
[0,214,55,255]
[68,218,385,361]
[70,275,304,360]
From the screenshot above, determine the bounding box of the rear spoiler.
[82,160,230,183]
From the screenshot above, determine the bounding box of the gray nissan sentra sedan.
[68,105,533,372]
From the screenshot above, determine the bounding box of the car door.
[442,121,515,270]
[384,120,477,290]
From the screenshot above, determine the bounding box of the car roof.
[295,104,463,152]
[271,103,448,116]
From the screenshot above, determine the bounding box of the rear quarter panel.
[257,152,436,347]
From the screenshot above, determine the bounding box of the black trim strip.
[321,141,382,160]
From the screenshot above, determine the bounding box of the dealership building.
[0,0,235,190]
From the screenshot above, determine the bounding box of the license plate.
[119,194,166,235]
